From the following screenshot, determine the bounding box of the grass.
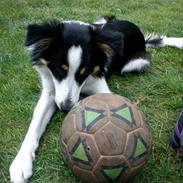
[0,0,183,182]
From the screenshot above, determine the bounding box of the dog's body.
[9,17,183,183]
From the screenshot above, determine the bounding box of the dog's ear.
[24,21,63,46]
[91,28,124,57]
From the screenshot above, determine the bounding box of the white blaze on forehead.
[67,45,82,75]
[50,45,83,108]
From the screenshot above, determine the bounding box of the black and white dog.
[10,17,183,183]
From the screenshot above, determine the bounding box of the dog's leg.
[9,66,56,183]
[121,58,150,74]
[81,76,111,95]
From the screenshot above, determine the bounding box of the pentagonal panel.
[61,113,77,145]
[89,93,127,110]
[60,139,73,169]
[67,132,100,170]
[93,156,129,183]
[120,162,146,182]
[139,110,152,136]
[95,123,127,156]
[124,128,151,167]
[132,104,148,128]
[73,165,98,183]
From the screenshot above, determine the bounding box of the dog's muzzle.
[60,99,73,112]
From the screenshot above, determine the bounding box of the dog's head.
[25,20,123,111]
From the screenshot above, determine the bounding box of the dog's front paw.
[9,153,33,183]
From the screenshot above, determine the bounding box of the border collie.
[10,16,183,183]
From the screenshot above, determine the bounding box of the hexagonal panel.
[94,123,127,156]
[67,132,100,170]
[61,113,77,145]
[93,156,129,183]
[73,165,98,183]
[124,128,151,167]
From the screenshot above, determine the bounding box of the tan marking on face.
[97,43,113,55]
[61,64,69,71]
[37,58,49,66]
[80,67,86,75]
[39,38,53,46]
[92,65,100,77]
[37,38,54,52]
[93,65,100,73]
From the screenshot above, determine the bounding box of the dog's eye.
[61,64,69,71]
[56,64,68,77]
[80,67,86,75]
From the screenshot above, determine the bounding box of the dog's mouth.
[57,93,89,112]
[55,97,73,112]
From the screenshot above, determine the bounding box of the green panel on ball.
[115,107,132,123]
[73,101,80,108]
[70,138,92,165]
[134,138,147,158]
[103,167,124,181]
[73,142,88,162]
[82,107,105,131]
[84,110,101,127]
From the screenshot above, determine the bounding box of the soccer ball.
[60,93,152,183]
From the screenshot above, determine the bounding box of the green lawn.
[0,0,183,182]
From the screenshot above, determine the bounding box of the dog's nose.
[60,100,73,112]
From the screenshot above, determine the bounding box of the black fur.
[95,19,148,75]
[25,18,150,82]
